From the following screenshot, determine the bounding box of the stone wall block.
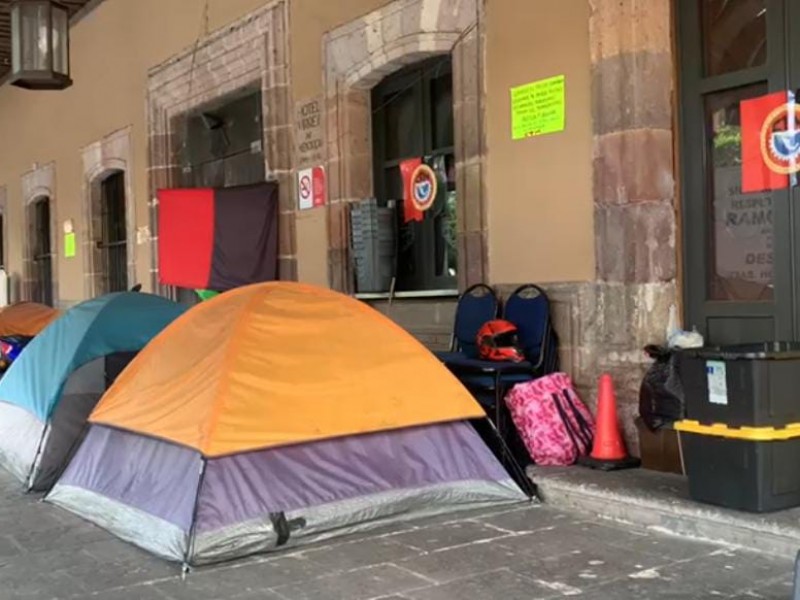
[592,51,673,135]
[461,163,483,232]
[590,0,672,63]
[327,248,349,291]
[594,129,675,206]
[328,203,350,252]
[381,7,404,46]
[401,0,423,36]
[278,256,298,281]
[278,211,297,256]
[266,124,292,173]
[596,202,676,283]
[457,97,482,161]
[461,230,485,287]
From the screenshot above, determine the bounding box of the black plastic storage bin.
[680,342,800,427]
[676,420,800,512]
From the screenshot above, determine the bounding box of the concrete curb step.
[528,466,800,561]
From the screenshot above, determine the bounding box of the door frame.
[677,0,794,343]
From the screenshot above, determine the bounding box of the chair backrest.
[452,284,499,358]
[503,284,556,368]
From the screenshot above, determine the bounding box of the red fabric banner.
[157,188,215,289]
[741,91,790,193]
[400,158,424,223]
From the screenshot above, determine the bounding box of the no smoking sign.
[297,166,326,210]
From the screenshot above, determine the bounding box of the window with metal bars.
[31,197,53,306]
[99,171,128,293]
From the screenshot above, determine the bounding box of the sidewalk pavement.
[0,470,793,600]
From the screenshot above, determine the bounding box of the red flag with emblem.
[741,91,790,193]
[400,158,424,223]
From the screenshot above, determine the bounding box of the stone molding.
[20,162,58,306]
[81,126,137,296]
[145,1,294,293]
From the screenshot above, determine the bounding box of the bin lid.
[684,341,800,361]
[675,420,800,441]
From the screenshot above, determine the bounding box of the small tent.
[48,282,528,566]
[0,292,186,491]
[0,302,60,336]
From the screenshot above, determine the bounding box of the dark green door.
[679,0,800,344]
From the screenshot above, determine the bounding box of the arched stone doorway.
[21,163,58,306]
[82,127,136,298]
[86,169,132,295]
[322,0,487,293]
[28,196,54,306]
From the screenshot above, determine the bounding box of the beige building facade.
[5,0,765,454]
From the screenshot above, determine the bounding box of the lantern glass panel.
[52,5,68,75]
[12,2,50,73]
[11,5,21,74]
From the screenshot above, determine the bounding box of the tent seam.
[202,290,265,456]
[93,290,256,414]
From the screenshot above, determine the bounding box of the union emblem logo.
[410,164,438,212]
[760,102,800,175]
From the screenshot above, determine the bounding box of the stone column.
[586,0,679,450]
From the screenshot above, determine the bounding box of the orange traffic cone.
[578,374,640,471]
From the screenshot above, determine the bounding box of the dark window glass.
[384,87,421,161]
[702,0,767,77]
[431,71,454,151]
[372,57,457,292]
[100,171,128,292]
[32,197,52,306]
[705,83,773,301]
[181,90,265,189]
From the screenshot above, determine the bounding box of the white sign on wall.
[297,166,326,211]
[298,168,313,210]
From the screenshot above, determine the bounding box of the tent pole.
[43,421,91,497]
[485,417,537,500]
[25,424,50,493]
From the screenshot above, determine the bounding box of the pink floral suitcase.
[504,373,595,466]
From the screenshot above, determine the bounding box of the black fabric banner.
[208,181,279,291]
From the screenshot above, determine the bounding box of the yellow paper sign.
[64,232,76,258]
[511,75,566,140]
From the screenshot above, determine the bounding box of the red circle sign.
[299,175,312,199]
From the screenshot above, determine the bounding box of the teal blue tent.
[0,292,187,491]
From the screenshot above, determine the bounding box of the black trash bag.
[639,345,685,431]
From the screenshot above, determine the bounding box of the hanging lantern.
[9,0,72,90]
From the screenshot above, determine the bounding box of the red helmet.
[477,319,525,362]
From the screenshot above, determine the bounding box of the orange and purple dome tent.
[47,282,527,566]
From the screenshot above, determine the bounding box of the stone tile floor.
[0,470,794,600]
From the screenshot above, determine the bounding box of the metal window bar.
[32,198,53,306]
[98,172,128,293]
[0,213,5,270]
